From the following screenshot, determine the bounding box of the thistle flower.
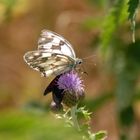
[57,71,85,107]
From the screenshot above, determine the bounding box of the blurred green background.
[0,0,140,139]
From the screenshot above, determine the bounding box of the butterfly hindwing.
[44,74,64,104]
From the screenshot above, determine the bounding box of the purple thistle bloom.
[57,70,84,93]
[57,71,85,107]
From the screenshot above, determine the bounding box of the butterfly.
[24,30,84,110]
[23,30,82,77]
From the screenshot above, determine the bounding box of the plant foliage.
[128,0,140,42]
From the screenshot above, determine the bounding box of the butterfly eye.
[77,59,82,65]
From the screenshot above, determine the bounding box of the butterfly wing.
[38,30,76,58]
[44,74,64,104]
[23,50,75,77]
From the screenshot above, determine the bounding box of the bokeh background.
[0,0,140,140]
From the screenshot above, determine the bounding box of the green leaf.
[128,0,139,20]
[100,0,128,53]
[89,131,107,140]
[128,0,140,42]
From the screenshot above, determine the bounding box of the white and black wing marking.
[38,30,76,58]
[23,30,79,77]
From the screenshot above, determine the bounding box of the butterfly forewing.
[38,30,76,58]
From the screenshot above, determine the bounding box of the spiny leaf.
[128,0,139,20]
[88,130,107,140]
[128,0,140,42]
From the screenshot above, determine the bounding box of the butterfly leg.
[75,67,88,75]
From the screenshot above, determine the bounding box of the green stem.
[70,105,80,131]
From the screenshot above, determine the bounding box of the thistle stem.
[70,105,80,131]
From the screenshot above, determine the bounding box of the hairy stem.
[70,105,80,131]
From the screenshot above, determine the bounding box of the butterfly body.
[24,30,82,77]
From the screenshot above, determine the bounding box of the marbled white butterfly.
[23,30,82,77]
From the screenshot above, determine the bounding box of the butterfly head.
[76,58,83,65]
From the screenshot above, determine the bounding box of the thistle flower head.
[57,70,84,93]
[57,70,85,107]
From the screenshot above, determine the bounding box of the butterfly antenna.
[82,54,97,67]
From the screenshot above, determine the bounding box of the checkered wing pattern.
[38,30,76,58]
